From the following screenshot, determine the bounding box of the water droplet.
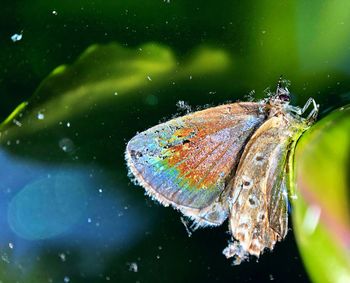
[13,119,22,127]
[128,262,138,272]
[59,253,66,262]
[37,113,45,120]
[11,33,23,42]
[59,138,75,153]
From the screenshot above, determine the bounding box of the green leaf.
[292,105,350,283]
[296,0,350,71]
[0,43,232,163]
[1,42,231,133]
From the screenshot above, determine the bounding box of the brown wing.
[126,102,267,226]
[223,114,307,263]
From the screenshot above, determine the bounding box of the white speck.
[13,119,22,127]
[147,76,152,81]
[128,262,138,272]
[302,205,321,234]
[52,10,58,15]
[124,206,128,210]
[11,33,22,42]
[66,122,70,127]
[158,246,162,250]
[59,138,74,153]
[209,91,216,95]
[16,139,20,144]
[59,253,66,262]
[98,188,103,193]
[189,75,192,80]
[261,30,267,34]
[63,276,70,283]
[37,112,45,120]
[156,255,160,259]
[87,217,92,223]
[8,242,14,249]
[114,92,118,96]
[290,194,298,200]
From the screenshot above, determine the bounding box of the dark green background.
[0,1,350,282]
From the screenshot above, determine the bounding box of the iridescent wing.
[126,102,266,226]
[223,114,307,264]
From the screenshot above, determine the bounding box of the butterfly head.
[271,77,291,104]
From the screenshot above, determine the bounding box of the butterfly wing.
[126,102,266,226]
[223,114,308,263]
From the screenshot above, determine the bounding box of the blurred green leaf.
[0,42,232,164]
[297,0,350,72]
[292,105,350,283]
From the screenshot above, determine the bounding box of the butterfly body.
[125,85,318,264]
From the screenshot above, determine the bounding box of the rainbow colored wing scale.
[126,102,266,225]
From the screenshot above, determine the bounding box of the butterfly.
[125,81,319,264]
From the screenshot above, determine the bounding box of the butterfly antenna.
[276,75,283,93]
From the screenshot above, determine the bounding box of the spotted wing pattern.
[126,102,266,225]
[223,114,308,264]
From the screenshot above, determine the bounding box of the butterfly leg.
[287,97,319,121]
[300,98,319,120]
